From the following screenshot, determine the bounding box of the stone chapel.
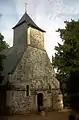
[0,12,63,115]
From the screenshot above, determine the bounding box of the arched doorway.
[37,93,43,112]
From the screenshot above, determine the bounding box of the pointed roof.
[13,13,45,32]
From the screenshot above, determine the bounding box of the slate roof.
[13,12,45,32]
[0,45,26,86]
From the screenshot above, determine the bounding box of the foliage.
[53,20,79,106]
[0,33,9,52]
[67,70,79,110]
[0,33,9,84]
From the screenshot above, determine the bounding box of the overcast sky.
[0,0,79,61]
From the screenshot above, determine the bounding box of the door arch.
[37,93,43,112]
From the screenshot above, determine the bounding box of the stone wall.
[6,89,53,114]
[29,27,44,49]
[43,92,52,109]
[9,46,59,89]
[6,90,33,114]
[52,89,63,110]
[12,91,32,114]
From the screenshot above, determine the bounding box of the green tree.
[0,33,9,116]
[0,33,9,84]
[0,33,9,51]
[53,20,79,106]
[67,70,79,110]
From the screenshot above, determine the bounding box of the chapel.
[0,11,63,115]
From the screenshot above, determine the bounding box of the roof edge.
[12,21,46,32]
[28,24,46,32]
[12,20,26,29]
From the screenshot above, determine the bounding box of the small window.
[49,84,51,90]
[48,84,51,93]
[26,85,29,96]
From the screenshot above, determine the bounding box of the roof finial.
[25,2,27,13]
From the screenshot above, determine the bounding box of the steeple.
[13,13,45,32]
[13,12,45,46]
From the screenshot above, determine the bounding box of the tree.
[67,70,79,110]
[0,33,9,83]
[53,20,79,106]
[0,33,9,51]
[0,33,9,116]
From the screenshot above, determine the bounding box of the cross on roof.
[25,2,27,13]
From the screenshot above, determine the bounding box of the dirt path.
[7,110,70,120]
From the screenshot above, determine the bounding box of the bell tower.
[12,11,45,49]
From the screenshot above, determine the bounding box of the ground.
[7,109,70,120]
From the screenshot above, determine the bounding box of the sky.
[0,0,79,62]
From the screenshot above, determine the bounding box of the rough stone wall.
[43,92,52,109]
[30,27,44,49]
[52,89,63,110]
[9,46,59,89]
[12,91,32,114]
